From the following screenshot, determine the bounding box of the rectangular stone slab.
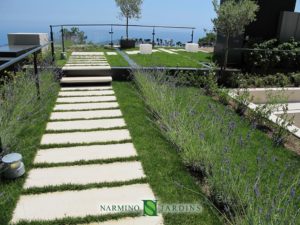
[106,52,117,56]
[61,77,112,84]
[59,90,115,97]
[60,86,112,91]
[12,184,155,223]
[46,118,126,131]
[62,66,111,70]
[50,109,122,120]
[158,48,178,54]
[40,129,131,145]
[65,63,110,67]
[54,102,119,111]
[56,96,116,103]
[84,216,164,225]
[72,52,104,56]
[24,161,145,188]
[34,143,137,164]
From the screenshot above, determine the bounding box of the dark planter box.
[120,39,136,49]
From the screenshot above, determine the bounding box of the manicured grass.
[133,71,300,224]
[113,82,221,225]
[126,50,212,68]
[0,72,60,225]
[54,45,129,67]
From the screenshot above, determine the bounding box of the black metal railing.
[0,42,54,98]
[49,23,196,53]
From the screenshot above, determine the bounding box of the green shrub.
[244,38,300,73]
[291,73,300,87]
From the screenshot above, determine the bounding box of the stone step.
[24,161,145,189]
[83,216,164,225]
[60,77,112,84]
[41,129,131,145]
[34,143,137,164]
[46,118,126,131]
[12,184,155,223]
[59,90,115,97]
[50,109,122,120]
[54,102,119,111]
[63,66,111,70]
[72,52,104,55]
[65,63,110,67]
[60,86,112,91]
[56,96,116,103]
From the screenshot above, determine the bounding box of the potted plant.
[115,0,143,49]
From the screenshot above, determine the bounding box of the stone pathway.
[11,52,163,225]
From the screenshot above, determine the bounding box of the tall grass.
[134,70,300,224]
[0,67,59,224]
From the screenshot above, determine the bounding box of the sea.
[0,26,204,46]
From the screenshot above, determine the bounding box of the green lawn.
[113,82,221,225]
[125,49,212,68]
[54,45,129,67]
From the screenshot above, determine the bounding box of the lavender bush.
[134,70,300,224]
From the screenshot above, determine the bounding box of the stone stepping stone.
[60,86,112,91]
[46,118,126,131]
[24,161,145,189]
[72,52,104,56]
[158,48,178,55]
[83,215,164,225]
[63,66,111,70]
[54,102,119,111]
[50,109,122,120]
[41,129,131,145]
[106,52,117,56]
[56,96,116,103]
[12,184,155,223]
[34,143,137,164]
[65,63,110,67]
[59,90,115,97]
[60,77,113,84]
[126,51,140,55]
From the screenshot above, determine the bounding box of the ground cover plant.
[0,67,60,225]
[127,50,212,68]
[134,69,300,224]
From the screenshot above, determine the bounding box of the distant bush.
[244,38,300,73]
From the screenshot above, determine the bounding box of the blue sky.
[0,0,300,44]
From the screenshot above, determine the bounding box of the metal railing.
[0,42,54,98]
[49,23,196,53]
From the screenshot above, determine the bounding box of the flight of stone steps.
[10,52,163,224]
[61,52,112,86]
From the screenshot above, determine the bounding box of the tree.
[115,0,143,39]
[198,29,217,46]
[212,0,259,68]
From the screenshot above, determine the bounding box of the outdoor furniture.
[140,44,152,54]
[185,43,199,52]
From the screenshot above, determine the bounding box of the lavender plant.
[134,69,300,224]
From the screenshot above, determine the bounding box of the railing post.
[191,29,194,43]
[152,27,156,47]
[61,26,65,52]
[33,52,40,99]
[50,25,55,63]
[109,25,114,48]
